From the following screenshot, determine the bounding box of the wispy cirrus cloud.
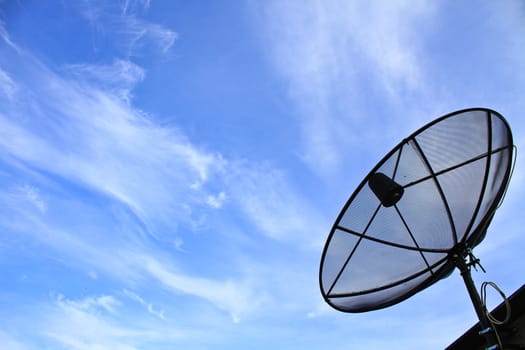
[144,258,266,323]
[0,52,222,229]
[121,16,178,55]
[0,11,328,331]
[253,0,437,176]
[227,162,328,247]
[15,185,46,213]
[0,332,27,350]
[42,294,175,350]
[206,191,227,209]
[0,59,302,328]
[59,294,121,314]
[64,59,145,103]
[123,289,166,320]
[0,181,265,323]
[0,47,259,319]
[78,0,177,57]
[0,20,19,52]
[121,0,152,15]
[0,68,17,99]
[1,28,329,247]
[35,290,282,350]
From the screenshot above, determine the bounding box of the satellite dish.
[319,108,514,346]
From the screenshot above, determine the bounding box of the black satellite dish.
[319,108,515,347]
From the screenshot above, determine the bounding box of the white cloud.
[42,294,164,350]
[18,184,46,213]
[0,20,19,51]
[227,162,328,247]
[88,270,99,280]
[253,0,436,176]
[121,0,151,15]
[0,331,28,350]
[0,184,47,214]
[0,206,139,283]
[64,59,145,103]
[0,11,328,330]
[0,167,272,324]
[173,236,187,252]
[0,44,308,324]
[30,292,234,349]
[1,35,329,251]
[206,191,227,208]
[144,258,264,323]
[0,68,17,99]
[0,188,266,322]
[121,16,178,55]
[0,55,223,229]
[123,289,166,320]
[342,1,431,92]
[77,0,177,57]
[58,294,122,314]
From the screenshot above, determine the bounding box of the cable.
[480,281,512,349]
[481,281,511,325]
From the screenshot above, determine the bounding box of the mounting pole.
[453,252,500,349]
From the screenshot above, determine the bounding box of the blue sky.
[0,1,524,349]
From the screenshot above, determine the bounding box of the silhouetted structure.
[447,284,525,350]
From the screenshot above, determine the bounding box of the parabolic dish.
[319,108,514,312]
